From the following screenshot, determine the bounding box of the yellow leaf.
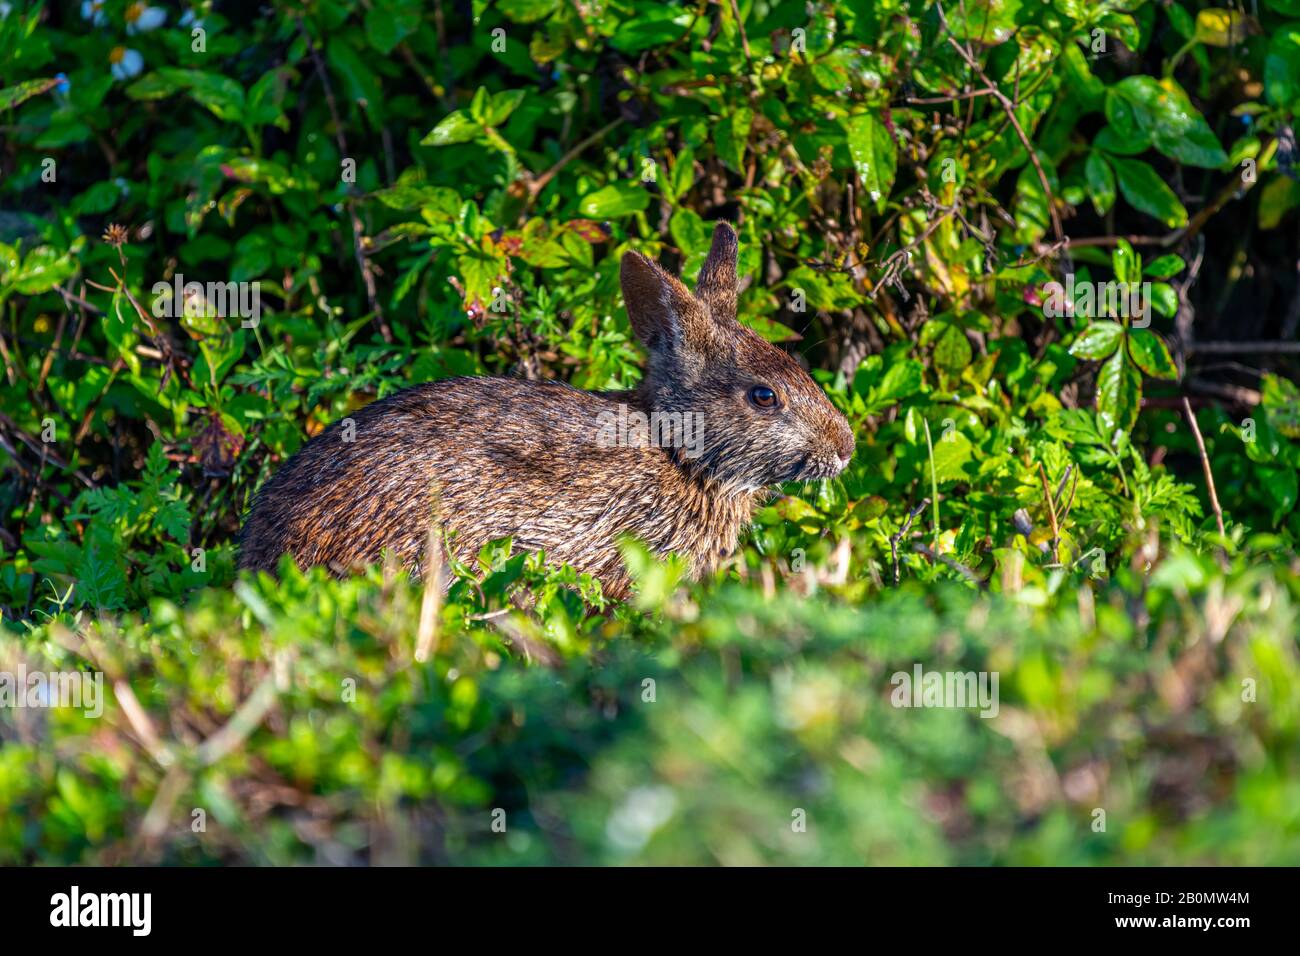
[1194,9,1259,47]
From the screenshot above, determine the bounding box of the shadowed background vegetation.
[0,0,1298,864]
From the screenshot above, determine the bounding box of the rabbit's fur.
[238,223,855,599]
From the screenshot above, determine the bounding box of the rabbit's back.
[237,376,754,596]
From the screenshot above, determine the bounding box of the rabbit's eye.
[748,385,778,409]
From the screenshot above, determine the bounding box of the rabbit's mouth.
[785,452,847,483]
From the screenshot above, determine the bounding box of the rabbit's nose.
[834,424,855,462]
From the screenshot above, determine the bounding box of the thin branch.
[890,498,930,586]
[911,542,987,589]
[527,118,624,199]
[1038,461,1061,565]
[726,0,752,61]
[1181,395,1228,544]
[0,410,96,488]
[195,670,281,766]
[299,19,392,343]
[937,5,1064,246]
[1188,340,1300,354]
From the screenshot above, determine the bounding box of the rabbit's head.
[620,223,855,492]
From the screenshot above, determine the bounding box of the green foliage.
[2,543,1298,865]
[0,0,1298,864]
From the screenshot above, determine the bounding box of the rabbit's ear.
[620,250,712,353]
[695,222,738,321]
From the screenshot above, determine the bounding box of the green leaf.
[155,68,246,123]
[456,252,505,306]
[364,4,421,54]
[1097,347,1142,435]
[876,359,925,404]
[1084,151,1115,216]
[935,323,973,373]
[1107,77,1228,168]
[124,72,185,101]
[482,89,526,127]
[498,0,561,22]
[1069,322,1124,360]
[578,182,650,218]
[0,77,60,110]
[1061,44,1105,111]
[1144,254,1185,279]
[326,36,383,108]
[1265,27,1300,108]
[1111,157,1188,228]
[669,207,707,255]
[1128,329,1178,379]
[715,107,754,173]
[610,7,694,53]
[860,357,925,414]
[945,0,1023,44]
[1012,159,1058,245]
[1112,239,1141,286]
[1093,125,1152,156]
[11,245,76,295]
[1150,282,1178,317]
[72,181,120,217]
[844,113,898,205]
[421,110,484,146]
[1259,464,1299,521]
[930,430,974,484]
[1258,174,1300,229]
[666,147,695,204]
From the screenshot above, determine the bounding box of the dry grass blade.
[415,521,444,663]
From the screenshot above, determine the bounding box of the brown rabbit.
[237,223,855,599]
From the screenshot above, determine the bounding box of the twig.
[1181,396,1228,544]
[870,206,959,296]
[936,5,1064,246]
[299,20,392,343]
[1187,341,1300,354]
[923,418,940,553]
[488,615,561,667]
[1038,461,1061,564]
[0,410,95,487]
[114,678,174,768]
[36,308,69,395]
[904,87,997,105]
[1052,463,1074,509]
[726,0,752,61]
[890,498,930,586]
[527,118,624,199]
[466,608,511,622]
[0,324,17,386]
[1186,377,1262,406]
[911,542,987,589]
[195,670,280,766]
[139,765,191,841]
[1057,467,1080,526]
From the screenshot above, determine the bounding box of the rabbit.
[237,223,856,600]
